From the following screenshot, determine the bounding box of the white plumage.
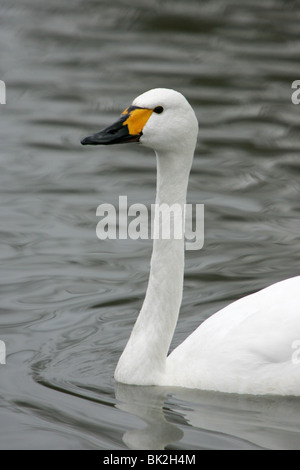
[167,276,300,394]
[83,88,300,395]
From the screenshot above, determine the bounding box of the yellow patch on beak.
[122,108,153,136]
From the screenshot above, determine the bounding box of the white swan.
[81,88,300,396]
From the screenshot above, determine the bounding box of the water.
[0,0,300,450]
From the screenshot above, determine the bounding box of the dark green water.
[0,0,300,449]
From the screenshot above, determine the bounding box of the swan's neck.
[115,150,192,385]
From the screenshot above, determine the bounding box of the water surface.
[0,0,300,449]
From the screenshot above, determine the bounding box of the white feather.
[111,88,300,396]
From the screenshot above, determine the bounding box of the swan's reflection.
[115,383,183,449]
[115,383,300,450]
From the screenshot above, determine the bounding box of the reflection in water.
[115,384,183,450]
[115,383,300,450]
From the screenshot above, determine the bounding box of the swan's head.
[81,88,198,154]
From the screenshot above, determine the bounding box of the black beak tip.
[81,132,107,145]
[81,136,91,145]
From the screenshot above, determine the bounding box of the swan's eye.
[153,106,164,114]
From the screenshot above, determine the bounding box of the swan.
[81,88,300,396]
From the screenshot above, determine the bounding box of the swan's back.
[166,276,300,395]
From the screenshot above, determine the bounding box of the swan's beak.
[81,106,153,146]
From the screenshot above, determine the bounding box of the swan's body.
[82,88,300,396]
